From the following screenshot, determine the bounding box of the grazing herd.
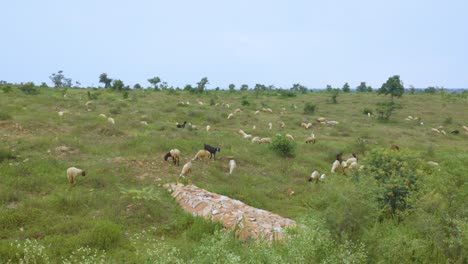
[64,100,466,186]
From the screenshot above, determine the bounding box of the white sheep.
[427,161,439,166]
[309,170,320,182]
[107,117,115,125]
[252,125,256,130]
[254,110,260,115]
[58,111,65,116]
[67,167,86,185]
[317,117,327,123]
[319,174,326,181]
[225,103,230,108]
[227,113,234,119]
[179,161,192,177]
[305,132,316,144]
[140,121,148,126]
[463,125,468,133]
[259,137,271,144]
[229,159,236,175]
[206,125,211,132]
[279,121,285,129]
[192,150,211,161]
[286,134,294,140]
[164,149,181,166]
[327,121,339,126]
[331,160,341,173]
[268,123,272,130]
[234,108,242,113]
[99,113,107,118]
[251,136,261,143]
[262,108,273,113]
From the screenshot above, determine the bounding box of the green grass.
[0,86,467,263]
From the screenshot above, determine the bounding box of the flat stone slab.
[165,183,296,241]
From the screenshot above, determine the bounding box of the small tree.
[112,79,124,91]
[50,70,72,88]
[240,84,249,91]
[228,84,235,92]
[196,77,209,93]
[99,73,112,88]
[133,83,142,89]
[184,84,194,93]
[356,82,367,93]
[375,102,397,121]
[342,82,351,93]
[290,83,308,93]
[326,84,332,92]
[148,77,161,91]
[378,75,404,102]
[303,102,317,114]
[367,86,373,93]
[330,88,340,104]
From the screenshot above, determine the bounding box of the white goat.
[229,160,236,175]
[179,161,192,177]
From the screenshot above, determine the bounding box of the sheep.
[227,113,234,119]
[198,101,204,105]
[254,110,260,115]
[319,174,326,181]
[331,160,341,173]
[251,136,261,143]
[286,134,294,140]
[262,108,273,113]
[279,121,285,129]
[431,128,441,134]
[99,113,107,118]
[243,134,252,139]
[308,170,320,182]
[206,125,211,132]
[58,111,65,116]
[268,123,272,130]
[390,144,400,152]
[368,112,371,117]
[234,108,242,113]
[204,144,221,159]
[179,161,192,177]
[346,153,358,164]
[427,161,439,166]
[229,159,236,175]
[140,121,148,126]
[300,122,307,128]
[252,125,256,130]
[164,149,181,166]
[259,137,271,144]
[67,167,86,185]
[305,123,312,129]
[463,125,468,133]
[305,132,316,144]
[327,120,339,126]
[176,121,187,128]
[317,117,327,123]
[188,122,198,130]
[192,150,211,161]
[225,103,230,108]
[440,130,447,136]
[107,117,115,125]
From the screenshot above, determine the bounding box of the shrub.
[0,111,12,121]
[375,102,397,121]
[361,149,423,219]
[363,108,373,115]
[443,116,452,125]
[87,90,100,100]
[210,98,215,106]
[241,99,250,106]
[303,102,317,115]
[109,107,122,115]
[269,134,296,157]
[19,82,39,95]
[0,148,15,162]
[88,220,124,250]
[1,85,12,93]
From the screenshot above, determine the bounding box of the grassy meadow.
[0,85,467,263]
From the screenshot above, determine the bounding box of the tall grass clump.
[303,102,317,114]
[270,134,296,157]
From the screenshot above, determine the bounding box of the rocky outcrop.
[166,183,296,241]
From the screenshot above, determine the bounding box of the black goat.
[177,121,187,128]
[451,130,460,135]
[204,144,221,160]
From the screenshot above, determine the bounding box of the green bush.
[443,116,453,125]
[241,99,250,106]
[303,102,317,114]
[270,134,296,157]
[0,111,12,121]
[363,108,373,115]
[1,85,12,93]
[0,148,15,162]
[88,220,124,250]
[19,82,39,95]
[375,102,397,120]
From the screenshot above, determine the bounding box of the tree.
[330,88,340,103]
[378,75,404,102]
[99,73,112,88]
[342,82,351,93]
[148,77,161,91]
[184,84,194,93]
[290,83,308,93]
[367,86,373,93]
[133,83,142,90]
[112,79,124,91]
[228,84,235,92]
[50,70,72,88]
[196,77,209,93]
[240,84,249,91]
[356,82,367,93]
[160,82,168,90]
[326,84,332,92]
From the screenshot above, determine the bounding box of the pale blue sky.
[1,0,467,89]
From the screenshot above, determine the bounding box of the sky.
[1,0,467,89]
